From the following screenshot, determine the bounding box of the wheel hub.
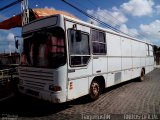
[91,83,99,96]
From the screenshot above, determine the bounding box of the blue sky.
[0,0,160,53]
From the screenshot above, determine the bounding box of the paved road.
[0,68,160,120]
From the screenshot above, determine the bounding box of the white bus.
[18,14,155,103]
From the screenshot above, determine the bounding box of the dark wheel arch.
[89,76,105,101]
[139,68,145,82]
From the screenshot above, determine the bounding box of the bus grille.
[19,67,54,90]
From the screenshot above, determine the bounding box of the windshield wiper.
[24,33,34,39]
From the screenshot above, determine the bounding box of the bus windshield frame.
[20,27,66,69]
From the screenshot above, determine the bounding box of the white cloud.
[86,9,99,25]
[121,0,154,17]
[86,7,128,27]
[156,5,160,14]
[110,7,128,25]
[119,20,160,45]
[7,33,15,42]
[139,20,160,44]
[0,30,15,53]
[119,24,139,37]
[0,30,9,41]
[44,6,55,10]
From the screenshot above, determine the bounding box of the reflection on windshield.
[20,27,66,68]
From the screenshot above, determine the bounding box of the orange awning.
[0,8,76,30]
[0,14,21,29]
[32,8,76,19]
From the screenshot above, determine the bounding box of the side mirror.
[76,30,82,42]
[14,36,22,49]
[15,40,18,49]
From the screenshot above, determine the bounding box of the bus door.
[65,20,92,100]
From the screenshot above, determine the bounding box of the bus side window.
[91,29,106,55]
[68,29,90,67]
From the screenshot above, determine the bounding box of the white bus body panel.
[106,33,122,86]
[92,57,107,75]
[65,20,92,100]
[107,33,121,56]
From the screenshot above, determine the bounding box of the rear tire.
[89,80,101,101]
[139,69,145,81]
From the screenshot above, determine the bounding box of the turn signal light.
[70,82,73,90]
[49,85,62,92]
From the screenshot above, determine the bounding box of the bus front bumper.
[18,85,67,103]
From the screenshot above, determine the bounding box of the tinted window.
[68,29,90,66]
[91,29,106,54]
[69,30,89,55]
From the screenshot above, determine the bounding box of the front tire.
[89,80,101,101]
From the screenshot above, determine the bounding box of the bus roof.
[63,14,153,46]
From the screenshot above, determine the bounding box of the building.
[0,53,20,67]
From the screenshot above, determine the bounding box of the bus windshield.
[20,27,66,68]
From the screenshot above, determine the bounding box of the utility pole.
[21,0,29,26]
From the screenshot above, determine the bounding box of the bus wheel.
[140,69,145,81]
[89,80,101,101]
